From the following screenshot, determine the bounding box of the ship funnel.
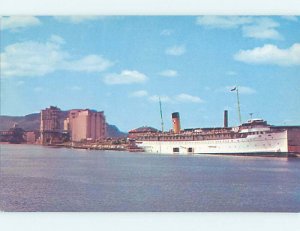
[224,110,228,128]
[172,112,181,134]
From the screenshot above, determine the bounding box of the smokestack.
[224,110,228,128]
[172,112,181,134]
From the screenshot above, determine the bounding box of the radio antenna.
[249,113,254,119]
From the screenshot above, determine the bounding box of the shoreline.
[53,143,128,151]
[0,142,131,151]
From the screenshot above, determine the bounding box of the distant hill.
[0,112,127,138]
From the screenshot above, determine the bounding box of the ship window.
[173,147,179,152]
[188,148,193,153]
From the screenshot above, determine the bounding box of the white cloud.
[1,16,41,31]
[159,69,178,77]
[0,35,113,77]
[104,70,148,85]
[130,90,148,97]
[160,29,174,36]
[175,93,204,103]
[234,43,300,66]
[196,16,282,40]
[196,16,252,29]
[65,55,113,72]
[1,40,66,77]
[226,86,256,94]
[242,18,282,40]
[165,45,186,56]
[53,16,105,24]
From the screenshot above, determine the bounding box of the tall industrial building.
[65,109,106,142]
[40,106,62,144]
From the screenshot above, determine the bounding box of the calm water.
[0,144,300,212]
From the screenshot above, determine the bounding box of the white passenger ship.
[129,112,300,157]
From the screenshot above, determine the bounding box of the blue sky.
[1,16,300,131]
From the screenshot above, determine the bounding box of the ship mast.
[236,87,242,124]
[231,86,242,124]
[159,97,164,132]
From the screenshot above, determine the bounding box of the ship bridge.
[242,118,267,126]
[239,118,271,134]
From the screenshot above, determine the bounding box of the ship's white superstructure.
[135,127,288,156]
